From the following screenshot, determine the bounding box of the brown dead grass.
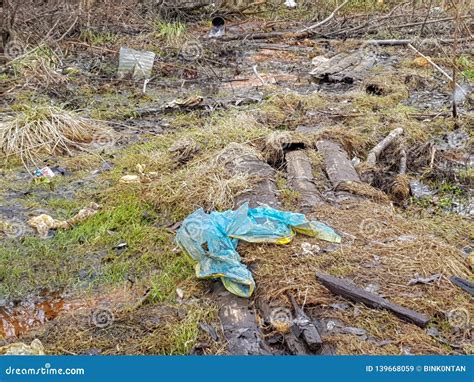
[242,199,473,355]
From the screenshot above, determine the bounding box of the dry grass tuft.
[0,105,112,167]
[336,180,391,203]
[144,152,256,220]
[9,46,66,92]
[390,174,411,201]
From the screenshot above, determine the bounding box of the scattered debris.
[316,272,430,328]
[28,203,101,237]
[34,166,55,179]
[119,175,141,184]
[209,16,225,38]
[113,242,128,252]
[409,180,435,198]
[119,164,159,184]
[176,288,185,301]
[408,273,442,286]
[295,242,321,257]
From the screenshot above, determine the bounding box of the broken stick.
[298,0,350,34]
[289,295,323,351]
[316,272,430,328]
[366,127,404,166]
[407,44,467,97]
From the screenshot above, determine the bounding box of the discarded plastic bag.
[28,202,101,237]
[117,47,155,80]
[176,202,341,298]
[0,339,45,355]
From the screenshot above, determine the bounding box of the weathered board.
[316,272,430,328]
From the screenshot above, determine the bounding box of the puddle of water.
[0,291,67,338]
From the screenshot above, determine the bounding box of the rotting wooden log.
[316,273,430,328]
[289,295,322,351]
[310,51,376,84]
[213,282,268,355]
[285,150,322,209]
[316,140,360,188]
[366,127,404,166]
[212,143,281,354]
[217,142,280,208]
[450,276,474,297]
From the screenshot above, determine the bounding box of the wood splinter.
[316,272,430,328]
[289,295,322,351]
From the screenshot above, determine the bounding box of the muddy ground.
[0,1,473,355]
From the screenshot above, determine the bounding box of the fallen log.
[217,143,280,208]
[285,150,323,209]
[213,143,280,354]
[316,140,360,187]
[316,272,430,328]
[213,282,267,355]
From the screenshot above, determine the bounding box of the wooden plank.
[316,272,430,328]
[450,276,474,297]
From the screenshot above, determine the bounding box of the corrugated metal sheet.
[117,47,155,80]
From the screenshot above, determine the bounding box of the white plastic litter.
[118,47,155,80]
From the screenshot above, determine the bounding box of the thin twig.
[407,43,466,96]
[298,0,350,33]
[252,65,265,86]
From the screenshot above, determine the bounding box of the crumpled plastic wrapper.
[28,202,101,236]
[0,339,45,355]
